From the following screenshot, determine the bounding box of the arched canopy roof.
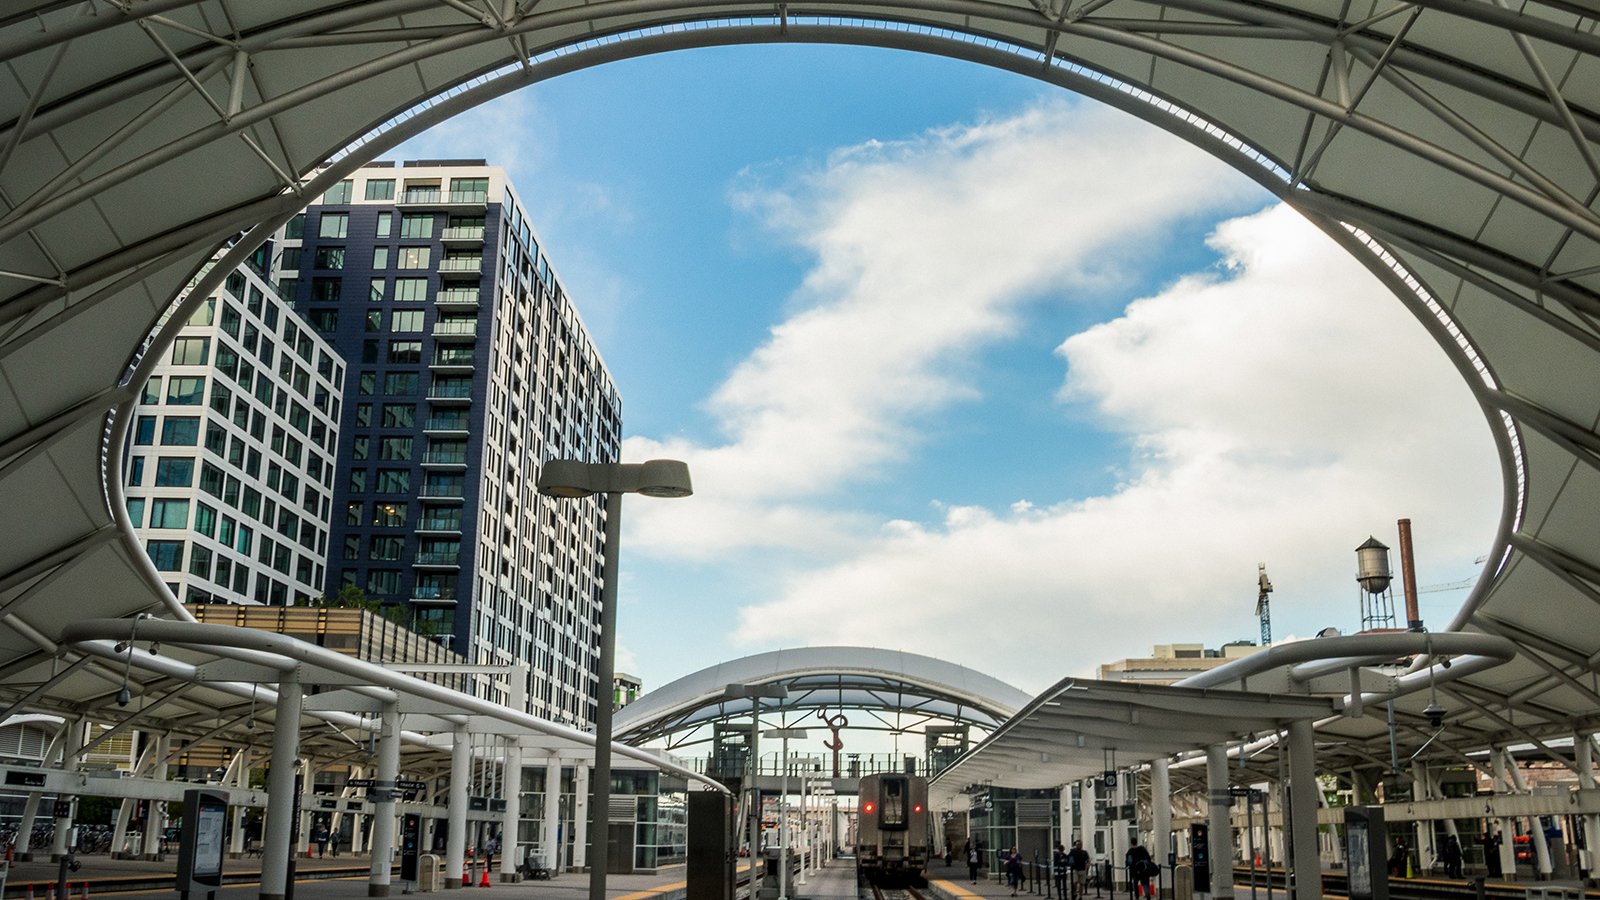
[611,646,1034,744]
[2,2,1600,772]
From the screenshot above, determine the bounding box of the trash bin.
[420,853,441,892]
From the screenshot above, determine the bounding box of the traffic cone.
[80,883,89,900]
[463,862,473,887]
[24,884,33,900]
[479,865,492,888]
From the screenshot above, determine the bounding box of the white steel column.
[230,748,251,857]
[543,756,563,871]
[51,717,83,860]
[1206,744,1234,900]
[1152,759,1172,867]
[1577,734,1598,880]
[1503,749,1552,878]
[1410,762,1435,874]
[446,725,470,887]
[142,731,172,859]
[502,738,522,882]
[1112,772,1128,890]
[261,675,303,900]
[1287,720,1321,900]
[1491,750,1517,879]
[368,700,400,896]
[1079,779,1094,850]
[572,764,589,871]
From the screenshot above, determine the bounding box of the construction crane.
[1256,563,1274,646]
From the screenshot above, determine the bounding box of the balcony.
[427,382,473,404]
[417,517,463,534]
[411,586,459,604]
[397,189,487,208]
[440,226,485,242]
[419,483,466,502]
[435,289,480,308]
[433,319,478,341]
[422,449,468,467]
[414,551,461,568]
[437,257,482,274]
[423,416,470,434]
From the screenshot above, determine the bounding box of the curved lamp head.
[537,458,693,499]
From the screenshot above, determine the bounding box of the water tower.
[1355,536,1399,631]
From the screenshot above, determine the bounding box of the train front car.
[856,773,931,887]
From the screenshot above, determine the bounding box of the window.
[189,544,213,579]
[150,498,189,529]
[199,462,224,496]
[384,373,417,395]
[369,536,405,561]
[284,213,305,239]
[319,213,349,238]
[365,178,395,200]
[389,340,422,364]
[126,497,146,527]
[352,436,369,460]
[375,211,392,238]
[368,278,386,304]
[161,417,200,445]
[308,309,338,332]
[194,503,217,539]
[450,177,488,202]
[372,502,407,527]
[381,403,415,428]
[141,377,162,405]
[242,486,261,518]
[374,469,410,493]
[393,278,427,302]
[154,457,195,487]
[323,179,354,205]
[348,469,367,493]
[366,569,401,595]
[365,310,382,333]
[354,403,372,427]
[146,541,184,572]
[400,214,433,238]
[372,246,389,269]
[134,416,156,445]
[390,310,423,333]
[214,556,232,588]
[210,382,232,416]
[127,456,145,486]
[220,304,241,338]
[397,247,430,269]
[204,422,226,455]
[311,278,341,302]
[171,337,210,366]
[279,246,302,270]
[344,535,361,560]
[379,437,413,460]
[166,376,205,405]
[314,247,345,269]
[359,372,376,395]
[236,524,254,555]
[223,475,240,508]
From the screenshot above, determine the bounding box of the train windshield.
[881,778,906,827]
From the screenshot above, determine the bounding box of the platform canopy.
[928,677,1337,805]
[3,2,1600,776]
[613,646,1034,746]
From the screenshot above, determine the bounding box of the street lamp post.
[765,729,807,900]
[537,459,693,900]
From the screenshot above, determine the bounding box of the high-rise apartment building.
[277,160,621,724]
[127,246,345,606]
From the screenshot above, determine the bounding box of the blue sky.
[394,44,1504,723]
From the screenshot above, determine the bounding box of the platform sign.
[1344,806,1387,900]
[400,813,422,882]
[1189,823,1210,894]
[175,789,227,900]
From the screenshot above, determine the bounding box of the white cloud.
[727,204,1501,691]
[623,100,1260,559]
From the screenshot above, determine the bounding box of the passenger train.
[854,773,932,886]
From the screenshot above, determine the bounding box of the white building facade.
[126,247,345,606]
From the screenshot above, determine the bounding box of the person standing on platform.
[1067,839,1090,900]
[1125,839,1154,898]
[1482,832,1503,878]
[1053,843,1069,898]
[969,843,982,884]
[1442,835,1464,878]
[1006,847,1025,896]
[313,822,330,859]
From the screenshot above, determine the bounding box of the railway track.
[868,883,930,900]
[1229,867,1600,900]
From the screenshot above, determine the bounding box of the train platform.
[0,853,690,900]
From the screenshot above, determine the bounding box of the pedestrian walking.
[1067,840,1090,900]
[1006,848,1026,897]
[1443,835,1463,878]
[1125,839,1154,898]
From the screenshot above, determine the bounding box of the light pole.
[766,729,807,900]
[723,684,787,887]
[537,459,693,900]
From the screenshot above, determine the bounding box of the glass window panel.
[318,213,349,238]
[365,178,395,200]
[154,457,195,487]
[160,416,200,445]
